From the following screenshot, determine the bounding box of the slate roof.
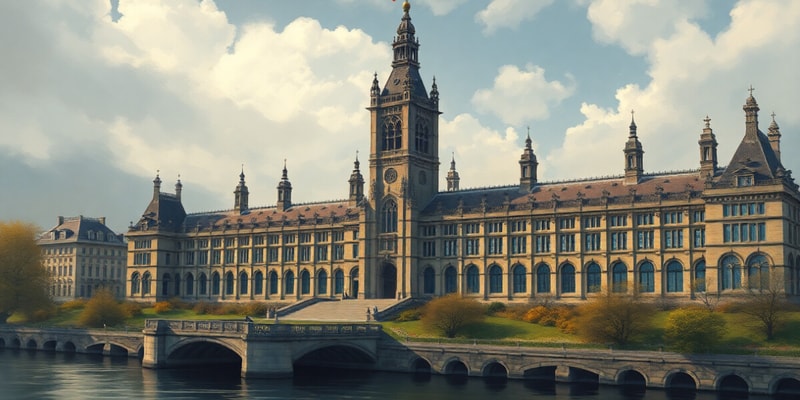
[135,192,187,232]
[38,216,124,245]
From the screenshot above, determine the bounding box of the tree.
[574,292,655,346]
[740,270,790,340]
[78,288,129,328]
[664,307,726,353]
[421,294,485,338]
[693,278,719,311]
[0,221,52,323]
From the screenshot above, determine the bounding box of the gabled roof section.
[37,216,124,245]
[714,94,784,187]
[134,192,187,232]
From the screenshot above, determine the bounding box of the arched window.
[383,117,402,151]
[415,119,429,154]
[381,200,398,233]
[162,273,171,296]
[254,271,264,295]
[334,269,345,295]
[174,273,180,295]
[142,273,151,295]
[536,264,550,293]
[285,271,295,295]
[185,273,194,296]
[489,265,502,294]
[720,254,741,290]
[466,265,479,293]
[130,272,140,295]
[225,272,234,295]
[748,254,770,290]
[199,273,207,295]
[586,263,601,293]
[444,266,457,293]
[269,271,278,295]
[423,267,435,294]
[666,261,683,292]
[240,271,248,295]
[300,270,310,294]
[694,261,706,292]
[561,264,576,293]
[211,272,220,295]
[639,262,654,293]
[512,264,526,293]
[317,270,328,295]
[612,262,627,293]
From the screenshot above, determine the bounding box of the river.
[0,349,775,400]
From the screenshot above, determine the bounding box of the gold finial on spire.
[403,0,410,13]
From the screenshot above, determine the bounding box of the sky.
[1,0,798,234]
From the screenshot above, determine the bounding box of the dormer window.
[737,175,754,187]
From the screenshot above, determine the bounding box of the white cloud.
[472,64,575,126]
[415,0,469,16]
[476,0,554,34]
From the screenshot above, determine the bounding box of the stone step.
[281,299,399,322]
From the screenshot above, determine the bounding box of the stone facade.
[125,2,800,304]
[38,216,127,300]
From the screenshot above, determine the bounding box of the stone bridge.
[0,326,142,357]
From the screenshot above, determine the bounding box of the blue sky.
[1,0,798,233]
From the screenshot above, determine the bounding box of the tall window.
[334,270,344,295]
[639,262,654,292]
[239,272,248,295]
[414,120,429,154]
[560,264,576,293]
[445,266,457,293]
[748,254,770,290]
[199,273,207,295]
[225,272,234,295]
[536,264,550,293]
[720,255,742,290]
[612,263,627,292]
[317,270,327,295]
[130,272,140,295]
[300,270,310,294]
[694,261,706,292]
[254,271,264,295]
[512,265,526,293]
[666,261,683,292]
[269,271,278,294]
[211,272,220,295]
[383,117,402,151]
[489,265,502,294]
[586,263,601,293]
[285,271,295,295]
[466,265,479,293]
[423,267,435,294]
[382,200,398,233]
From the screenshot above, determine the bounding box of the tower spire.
[234,165,249,213]
[277,160,292,212]
[699,115,718,178]
[349,151,365,204]
[446,152,460,191]
[175,174,183,202]
[519,126,539,192]
[624,110,644,185]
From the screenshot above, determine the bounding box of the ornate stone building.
[38,216,127,301]
[126,1,800,303]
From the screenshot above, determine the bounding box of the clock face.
[384,168,397,183]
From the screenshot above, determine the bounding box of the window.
[465,239,480,255]
[300,270,310,294]
[464,223,480,234]
[582,216,601,229]
[443,240,458,257]
[612,263,627,292]
[211,250,221,265]
[283,247,295,262]
[299,246,311,262]
[225,237,235,247]
[723,223,766,242]
[692,210,705,223]
[225,272,234,295]
[609,215,627,227]
[253,248,264,263]
[487,237,503,255]
[267,248,278,263]
[512,265,526,293]
[134,240,152,249]
[238,248,249,263]
[534,235,550,253]
[333,244,344,260]
[693,228,706,247]
[442,224,458,236]
[636,213,654,226]
[283,234,295,244]
[610,232,627,250]
[268,235,280,245]
[558,217,575,229]
[315,232,329,243]
[239,236,250,246]
[536,264,550,293]
[558,234,575,252]
[315,246,328,261]
[561,264,576,293]
[415,119,429,153]
[422,241,436,257]
[253,235,265,246]
[382,200,398,233]
[720,255,742,290]
[584,233,601,251]
[664,229,683,249]
[639,262,654,293]
[534,219,551,231]
[352,229,359,239]
[212,273,221,295]
[586,263,601,293]
[299,233,311,243]
[334,270,344,294]
[663,211,683,224]
[666,261,683,292]
[240,272,248,295]
[486,222,503,233]
[489,265,502,294]
[510,236,526,255]
[694,261,706,292]
[284,271,295,294]
[421,225,436,237]
[637,230,654,249]
[224,249,234,264]
[269,271,278,294]
[748,254,770,290]
[332,231,344,242]
[445,267,457,293]
[254,271,263,295]
[466,265,479,293]
[423,267,435,294]
[317,270,327,295]
[723,202,765,217]
[383,117,402,151]
[510,220,527,232]
[198,239,209,248]
[737,175,753,187]
[352,243,359,259]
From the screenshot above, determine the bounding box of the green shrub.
[153,301,172,314]
[192,301,213,315]
[78,288,129,328]
[395,308,422,322]
[486,302,506,315]
[421,295,485,338]
[122,302,144,317]
[59,299,87,311]
[243,302,270,317]
[665,307,726,353]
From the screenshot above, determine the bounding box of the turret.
[277,161,292,212]
[153,171,162,199]
[234,167,249,213]
[623,111,644,185]
[175,175,183,201]
[698,116,718,178]
[519,129,538,192]
[446,153,460,191]
[768,112,781,161]
[349,153,365,204]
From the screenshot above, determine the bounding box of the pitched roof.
[135,192,187,232]
[37,216,124,245]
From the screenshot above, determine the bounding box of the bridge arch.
[442,357,470,376]
[615,368,648,387]
[165,338,243,369]
[769,374,800,396]
[26,339,38,349]
[62,341,76,353]
[716,373,750,394]
[292,341,376,368]
[664,369,699,391]
[43,340,57,351]
[410,356,432,374]
[481,360,509,379]
[0,337,5,348]
[10,338,21,348]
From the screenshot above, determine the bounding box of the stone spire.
[277,160,292,212]
[768,112,781,161]
[624,110,644,185]
[175,174,183,202]
[234,166,249,213]
[349,152,365,204]
[153,171,162,200]
[698,115,718,179]
[446,153,460,191]
[519,128,538,192]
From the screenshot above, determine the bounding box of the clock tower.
[366,0,440,298]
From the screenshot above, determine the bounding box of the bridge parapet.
[144,320,382,339]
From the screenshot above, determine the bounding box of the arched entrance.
[381,263,397,299]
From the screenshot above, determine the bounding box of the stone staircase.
[280,299,400,322]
